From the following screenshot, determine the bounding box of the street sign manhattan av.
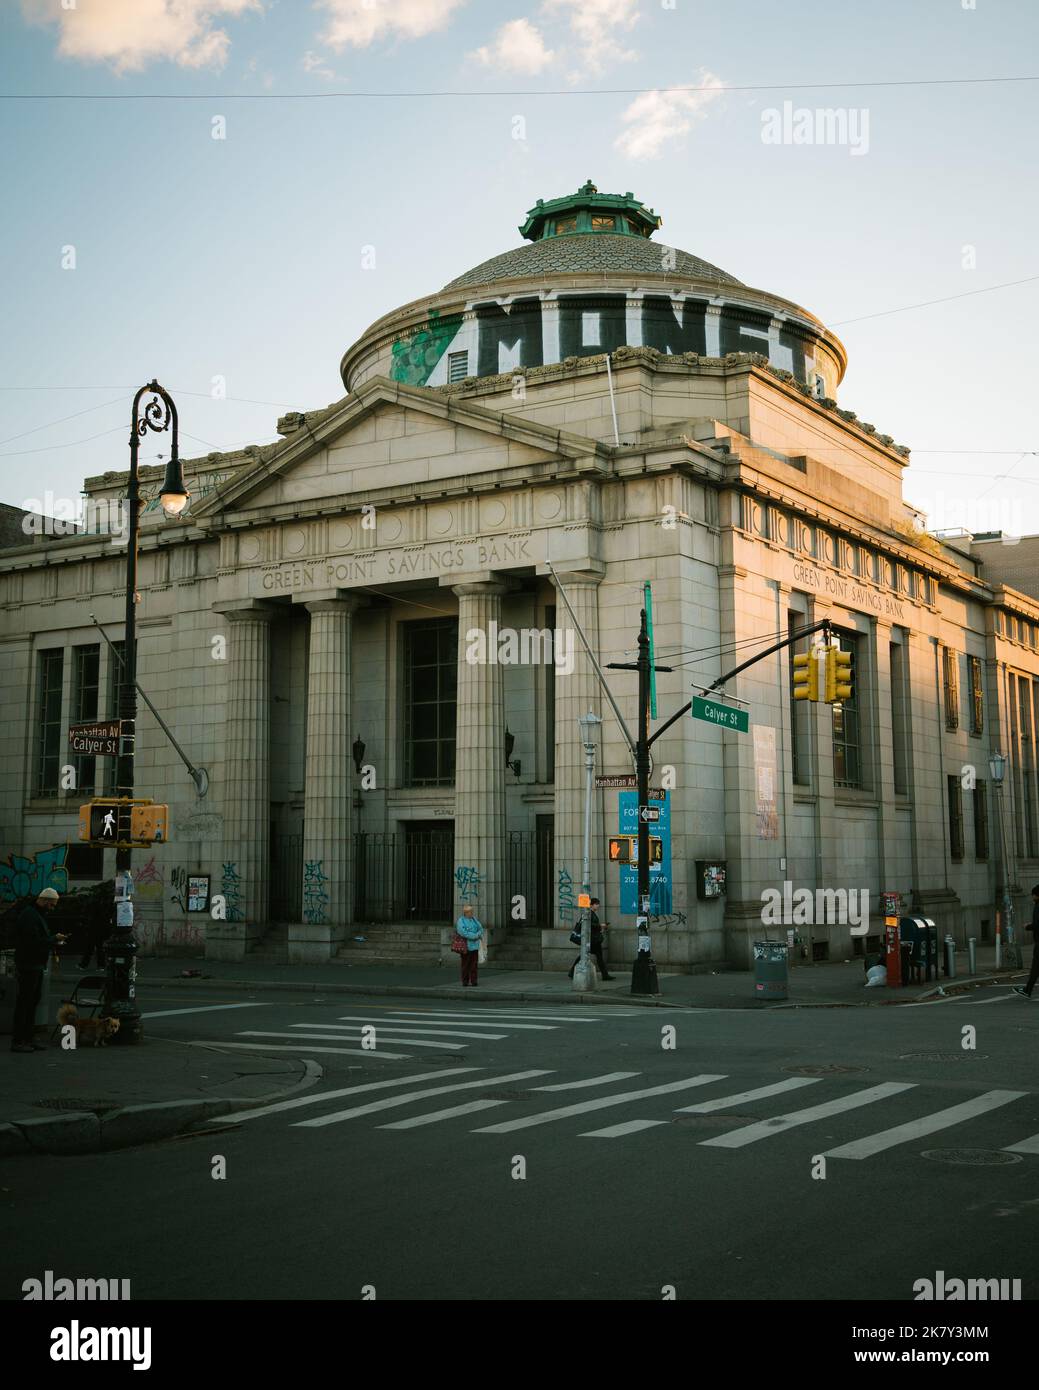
[692,695,749,734]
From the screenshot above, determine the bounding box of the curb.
[0,1055,322,1158]
[915,970,1022,1002]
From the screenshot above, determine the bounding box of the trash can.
[753,940,789,1001]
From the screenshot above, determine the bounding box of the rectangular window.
[973,779,989,861]
[832,631,862,790]
[447,351,469,383]
[789,612,810,786]
[947,774,964,860]
[402,618,457,788]
[968,654,984,735]
[590,215,615,230]
[555,217,577,234]
[36,649,65,796]
[72,644,100,795]
[942,647,959,730]
[1020,676,1038,858]
[889,639,909,795]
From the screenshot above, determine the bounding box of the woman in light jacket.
[456,904,484,987]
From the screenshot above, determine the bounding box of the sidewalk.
[48,943,1025,1011]
[0,1029,316,1158]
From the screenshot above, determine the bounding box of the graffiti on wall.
[455,866,481,904]
[557,867,576,924]
[134,856,164,902]
[0,845,68,902]
[169,866,188,912]
[221,862,244,922]
[388,292,820,390]
[302,860,329,925]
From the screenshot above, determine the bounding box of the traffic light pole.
[103,384,181,1044]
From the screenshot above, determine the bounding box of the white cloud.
[541,0,639,76]
[471,18,554,75]
[19,0,261,74]
[614,74,725,159]
[316,0,467,51]
[302,49,336,79]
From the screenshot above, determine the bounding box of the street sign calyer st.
[691,695,749,734]
[68,719,121,756]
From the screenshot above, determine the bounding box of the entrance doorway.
[403,821,454,921]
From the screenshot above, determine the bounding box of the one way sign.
[639,806,660,823]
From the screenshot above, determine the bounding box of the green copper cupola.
[518,180,662,242]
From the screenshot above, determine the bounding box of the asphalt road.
[5,982,1039,1301]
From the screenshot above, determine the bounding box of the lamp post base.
[631,952,660,996]
[571,960,597,992]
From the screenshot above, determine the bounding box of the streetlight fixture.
[106,381,188,1043]
[988,751,1021,969]
[572,711,602,993]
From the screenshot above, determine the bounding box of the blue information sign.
[618,792,672,915]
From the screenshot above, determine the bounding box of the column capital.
[538,562,605,586]
[300,590,368,615]
[452,580,508,600]
[212,599,278,623]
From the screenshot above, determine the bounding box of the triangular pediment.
[192,377,609,519]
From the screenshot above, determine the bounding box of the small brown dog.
[57,1003,120,1047]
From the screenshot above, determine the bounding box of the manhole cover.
[783,1064,864,1076]
[33,1098,119,1113]
[672,1114,756,1128]
[899,1052,988,1062]
[921,1149,1022,1166]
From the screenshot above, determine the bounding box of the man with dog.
[10,887,66,1053]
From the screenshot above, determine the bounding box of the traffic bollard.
[967,937,977,975]
[943,935,956,979]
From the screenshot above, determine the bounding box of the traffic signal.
[649,836,663,864]
[80,802,122,842]
[825,647,853,703]
[131,804,169,843]
[608,836,632,864]
[792,652,819,702]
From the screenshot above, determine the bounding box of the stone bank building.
[3,183,1039,971]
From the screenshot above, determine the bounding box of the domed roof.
[444,233,743,292]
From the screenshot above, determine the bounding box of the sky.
[1,0,1037,536]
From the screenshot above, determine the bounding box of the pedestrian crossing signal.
[608,835,662,864]
[131,804,168,843]
[792,652,819,701]
[80,802,121,842]
[825,648,853,703]
[609,836,632,864]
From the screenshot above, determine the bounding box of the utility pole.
[607,609,671,996]
[572,712,602,992]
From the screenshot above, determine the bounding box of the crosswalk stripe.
[295,1070,554,1128]
[676,1077,824,1113]
[207,1041,411,1059]
[1005,1132,1039,1154]
[392,1010,602,1024]
[357,1016,557,1032]
[473,1075,727,1134]
[142,1003,267,1018]
[699,1083,915,1149]
[379,1099,510,1130]
[237,1030,465,1051]
[824,1090,1028,1160]
[215,1069,481,1123]
[531,1072,641,1091]
[291,1022,510,1040]
[580,1119,666,1138]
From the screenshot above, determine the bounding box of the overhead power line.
[1,75,1037,101]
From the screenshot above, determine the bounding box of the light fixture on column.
[504,727,521,779]
[352,735,366,775]
[989,752,1007,785]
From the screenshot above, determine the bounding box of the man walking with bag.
[1013,884,1039,998]
[568,897,614,981]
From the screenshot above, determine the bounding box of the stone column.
[301,594,361,947]
[551,572,604,929]
[453,582,507,935]
[214,601,275,931]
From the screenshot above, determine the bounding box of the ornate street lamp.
[988,751,1021,969]
[106,382,188,1043]
[504,726,521,779]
